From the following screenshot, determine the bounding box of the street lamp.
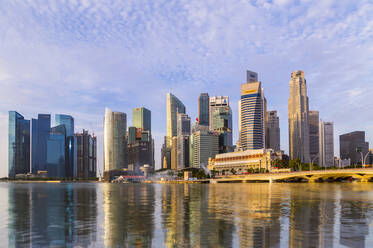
[311,155,319,171]
[356,148,370,168]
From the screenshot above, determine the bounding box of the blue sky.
[1,0,373,176]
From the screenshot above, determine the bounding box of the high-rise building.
[171,136,178,170]
[47,125,66,177]
[288,70,310,163]
[266,110,280,151]
[75,129,97,178]
[191,130,219,168]
[166,93,186,147]
[132,107,151,133]
[8,111,30,178]
[104,108,127,172]
[198,93,209,126]
[210,105,233,153]
[177,113,191,169]
[319,122,334,167]
[309,111,319,163]
[55,114,74,137]
[340,131,369,165]
[240,71,265,150]
[31,114,51,174]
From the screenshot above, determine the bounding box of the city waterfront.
[1,182,373,247]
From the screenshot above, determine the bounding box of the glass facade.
[104,108,127,171]
[166,93,186,147]
[211,106,233,153]
[8,111,30,178]
[132,107,151,133]
[198,93,209,126]
[76,130,97,178]
[55,114,74,137]
[31,114,51,174]
[47,125,66,178]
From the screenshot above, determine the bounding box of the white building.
[319,121,334,167]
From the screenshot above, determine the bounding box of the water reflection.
[5,183,373,247]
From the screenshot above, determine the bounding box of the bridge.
[210,168,373,183]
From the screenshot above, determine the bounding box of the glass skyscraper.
[31,114,51,174]
[166,93,186,147]
[240,71,265,150]
[8,111,30,178]
[132,107,151,133]
[55,114,74,137]
[47,125,66,177]
[198,93,209,126]
[104,108,127,172]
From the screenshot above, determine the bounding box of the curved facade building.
[104,108,127,172]
[166,93,185,147]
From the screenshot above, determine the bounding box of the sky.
[1,0,373,177]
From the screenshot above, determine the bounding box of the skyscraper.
[177,113,191,169]
[319,122,334,167]
[104,108,127,172]
[240,71,265,150]
[340,131,369,165]
[8,111,30,178]
[288,70,310,163]
[132,107,151,133]
[198,93,209,126]
[266,110,280,151]
[166,93,186,147]
[46,125,66,177]
[55,114,74,137]
[75,129,97,178]
[31,114,51,174]
[309,111,319,163]
[210,105,233,153]
[191,130,219,168]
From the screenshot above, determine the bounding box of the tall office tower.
[198,93,209,126]
[75,129,97,178]
[266,110,280,151]
[309,111,319,163]
[319,122,334,167]
[31,114,51,174]
[161,136,171,169]
[340,131,369,165]
[104,108,127,172]
[47,125,66,177]
[191,131,219,168]
[8,111,30,178]
[210,105,233,153]
[246,70,258,82]
[240,71,265,150]
[166,93,186,147]
[133,107,151,133]
[288,70,311,163]
[209,96,229,130]
[177,113,191,169]
[55,114,74,137]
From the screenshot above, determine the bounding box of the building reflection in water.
[8,183,97,247]
[103,183,155,247]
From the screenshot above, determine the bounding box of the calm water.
[1,182,373,247]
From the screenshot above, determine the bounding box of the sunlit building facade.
[288,70,310,163]
[104,108,127,172]
[319,122,334,167]
[166,93,186,147]
[266,110,280,151]
[8,111,30,178]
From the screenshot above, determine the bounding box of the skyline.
[1,1,373,176]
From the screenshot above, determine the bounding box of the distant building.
[210,96,233,153]
[191,130,219,168]
[46,125,66,177]
[208,149,279,175]
[266,110,280,151]
[340,131,369,165]
[132,107,151,133]
[166,93,186,147]
[8,111,30,178]
[177,113,191,169]
[240,71,265,150]
[55,114,74,137]
[309,111,319,164]
[31,114,51,174]
[198,93,209,126]
[104,108,127,172]
[171,136,178,170]
[75,129,97,178]
[319,122,334,167]
[288,70,310,163]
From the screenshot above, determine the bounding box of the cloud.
[0,0,373,176]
